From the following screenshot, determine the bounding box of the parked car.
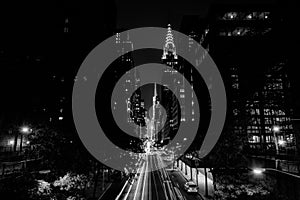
[184,181,198,193]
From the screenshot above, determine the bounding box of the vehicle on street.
[184,181,198,193]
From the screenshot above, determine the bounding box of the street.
[111,152,203,200]
[168,170,203,200]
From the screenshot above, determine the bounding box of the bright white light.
[9,140,14,145]
[278,140,286,146]
[272,125,280,133]
[59,116,63,120]
[253,168,265,175]
[183,138,187,141]
[21,126,30,133]
[26,141,30,145]
[145,141,151,153]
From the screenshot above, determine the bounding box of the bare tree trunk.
[14,133,18,152]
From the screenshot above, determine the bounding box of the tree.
[29,172,91,200]
[0,171,36,200]
[28,122,120,199]
[197,118,288,200]
[212,168,288,200]
[28,123,95,175]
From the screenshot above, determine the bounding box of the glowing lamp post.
[20,126,32,152]
[278,140,286,146]
[9,140,15,151]
[272,125,280,155]
[253,168,265,175]
[21,126,30,133]
[271,125,281,169]
[9,140,15,145]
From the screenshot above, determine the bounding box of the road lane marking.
[154,155,169,200]
[148,156,152,200]
[133,161,145,200]
[115,179,129,200]
[158,154,177,200]
[141,155,149,200]
[150,155,159,200]
[123,183,133,200]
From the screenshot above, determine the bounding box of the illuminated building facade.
[202,4,298,157]
[160,24,196,144]
[160,24,181,144]
[245,63,296,155]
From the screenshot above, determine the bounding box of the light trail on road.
[117,152,203,200]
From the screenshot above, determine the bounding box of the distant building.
[113,30,145,138]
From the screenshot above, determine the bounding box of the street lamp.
[272,125,280,133]
[20,126,32,152]
[271,125,281,169]
[278,140,286,146]
[254,167,300,179]
[272,125,280,155]
[8,139,14,151]
[21,126,30,133]
[253,168,266,175]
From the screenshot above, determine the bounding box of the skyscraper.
[202,3,297,161]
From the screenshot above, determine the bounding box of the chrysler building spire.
[162,24,178,59]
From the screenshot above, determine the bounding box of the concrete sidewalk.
[175,167,213,200]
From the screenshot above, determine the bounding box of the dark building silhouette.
[179,2,298,172]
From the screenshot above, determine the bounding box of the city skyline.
[0,1,298,200]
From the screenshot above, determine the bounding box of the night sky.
[0,0,298,123]
[115,0,287,29]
